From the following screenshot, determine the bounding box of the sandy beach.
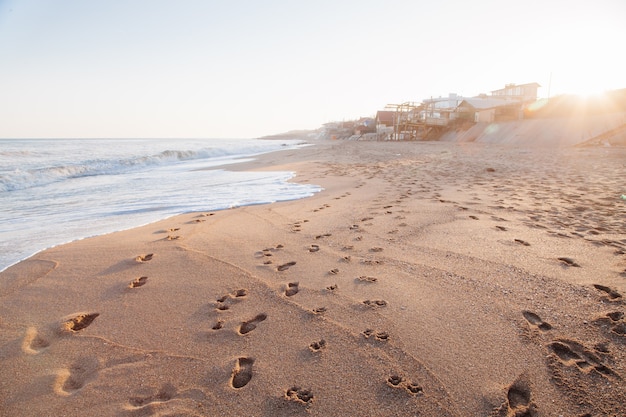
[1,138,625,416]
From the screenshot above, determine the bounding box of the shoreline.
[0,139,321,273]
[1,139,625,416]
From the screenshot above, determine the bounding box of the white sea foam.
[0,138,321,271]
[0,139,301,192]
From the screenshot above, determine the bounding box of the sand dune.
[1,139,625,416]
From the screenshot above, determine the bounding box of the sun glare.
[570,83,610,100]
[547,73,623,101]
[549,72,613,99]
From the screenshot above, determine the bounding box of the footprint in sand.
[216,303,230,311]
[514,239,531,246]
[285,282,299,297]
[135,253,153,262]
[189,214,212,223]
[387,375,403,387]
[328,268,339,275]
[54,357,99,396]
[592,311,626,337]
[128,383,177,407]
[592,284,622,301]
[129,276,148,288]
[558,257,581,267]
[212,320,224,330]
[285,387,314,404]
[363,329,389,341]
[217,288,248,303]
[375,332,389,342]
[386,375,422,395]
[309,244,320,252]
[309,339,327,352]
[363,299,388,308]
[605,311,625,322]
[356,276,378,283]
[315,233,332,239]
[254,251,272,259]
[326,284,338,291]
[548,339,618,377]
[404,382,423,394]
[22,327,50,354]
[256,245,284,258]
[238,314,267,335]
[277,261,296,271]
[504,375,536,416]
[611,322,626,337]
[311,307,327,314]
[230,357,255,389]
[232,288,248,297]
[62,313,99,332]
[522,311,552,331]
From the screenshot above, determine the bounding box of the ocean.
[0,138,321,272]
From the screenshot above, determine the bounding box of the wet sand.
[1,139,625,416]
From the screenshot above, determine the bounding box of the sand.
[1,138,625,416]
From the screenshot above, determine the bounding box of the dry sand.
[1,139,625,416]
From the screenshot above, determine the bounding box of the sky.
[0,0,624,139]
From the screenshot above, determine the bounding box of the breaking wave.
[0,140,300,192]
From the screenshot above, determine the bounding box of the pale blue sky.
[1,0,624,138]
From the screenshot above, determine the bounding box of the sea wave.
[0,140,301,192]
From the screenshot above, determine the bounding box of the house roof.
[376,110,395,124]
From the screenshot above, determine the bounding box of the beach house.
[457,97,524,123]
[491,82,540,102]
